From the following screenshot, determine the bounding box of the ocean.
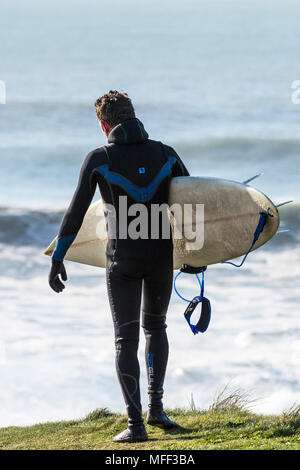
[0,0,299,426]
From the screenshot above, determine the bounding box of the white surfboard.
[44,176,279,269]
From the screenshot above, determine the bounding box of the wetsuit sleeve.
[53,151,101,261]
[163,144,190,177]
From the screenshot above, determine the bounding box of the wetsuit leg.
[106,258,143,424]
[141,256,173,404]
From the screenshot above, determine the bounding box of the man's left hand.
[48,259,68,293]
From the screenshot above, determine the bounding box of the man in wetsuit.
[48,91,189,443]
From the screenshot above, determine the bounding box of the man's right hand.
[48,259,68,293]
[180,264,207,274]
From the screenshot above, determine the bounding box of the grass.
[1,390,300,451]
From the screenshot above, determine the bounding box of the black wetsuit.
[53,118,189,424]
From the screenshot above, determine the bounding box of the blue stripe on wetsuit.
[52,156,176,262]
[96,156,176,202]
[53,233,77,262]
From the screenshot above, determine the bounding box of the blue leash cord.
[174,270,204,303]
[221,212,267,267]
[174,211,269,335]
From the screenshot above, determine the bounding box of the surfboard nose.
[170,177,281,268]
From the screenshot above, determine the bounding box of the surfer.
[48,91,191,442]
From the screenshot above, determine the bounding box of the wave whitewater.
[0,206,63,247]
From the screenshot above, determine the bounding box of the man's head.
[94,90,136,137]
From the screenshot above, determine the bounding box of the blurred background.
[0,0,299,426]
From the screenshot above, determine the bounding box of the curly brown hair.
[94,90,136,128]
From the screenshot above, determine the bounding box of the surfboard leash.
[174,210,271,335]
[174,269,211,335]
[221,210,270,268]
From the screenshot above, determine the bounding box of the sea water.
[0,0,299,426]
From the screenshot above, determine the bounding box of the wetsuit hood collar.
[107,118,149,144]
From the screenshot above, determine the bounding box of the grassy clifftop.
[1,406,300,450]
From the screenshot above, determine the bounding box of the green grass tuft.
[84,408,114,421]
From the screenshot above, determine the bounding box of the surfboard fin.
[276,200,293,208]
[242,173,263,185]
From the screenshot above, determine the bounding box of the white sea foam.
[0,242,299,426]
